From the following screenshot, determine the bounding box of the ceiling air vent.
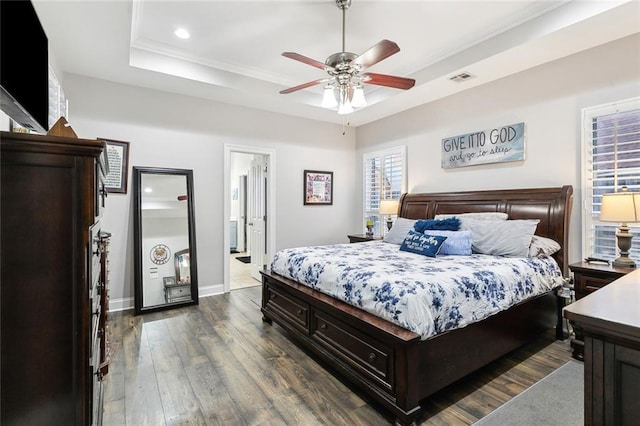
[449,72,474,82]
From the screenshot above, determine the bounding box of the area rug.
[236,255,251,263]
[473,360,583,425]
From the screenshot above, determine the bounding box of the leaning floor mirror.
[133,167,199,314]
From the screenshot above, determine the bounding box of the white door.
[237,174,247,252]
[248,155,267,280]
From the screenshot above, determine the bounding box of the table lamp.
[379,199,399,231]
[599,187,640,268]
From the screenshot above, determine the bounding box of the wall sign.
[303,170,333,205]
[441,122,525,169]
[102,138,130,193]
[150,244,171,265]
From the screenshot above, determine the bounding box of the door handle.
[247,223,253,226]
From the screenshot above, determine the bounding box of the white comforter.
[270,241,563,339]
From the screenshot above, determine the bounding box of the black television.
[1,0,49,133]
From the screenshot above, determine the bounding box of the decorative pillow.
[423,230,472,255]
[399,230,448,257]
[383,217,418,245]
[528,235,561,257]
[413,217,461,233]
[462,219,540,257]
[434,212,508,221]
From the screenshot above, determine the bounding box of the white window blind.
[363,146,406,235]
[48,67,68,129]
[582,97,640,262]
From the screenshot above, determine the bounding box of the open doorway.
[224,145,275,292]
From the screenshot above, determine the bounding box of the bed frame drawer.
[312,311,393,392]
[264,286,309,333]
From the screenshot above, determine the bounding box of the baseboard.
[109,297,134,312]
[199,283,225,298]
[108,284,225,312]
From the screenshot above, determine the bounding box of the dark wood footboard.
[261,270,560,425]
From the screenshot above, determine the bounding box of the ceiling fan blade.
[279,79,329,94]
[282,52,333,71]
[362,72,416,90]
[352,40,400,69]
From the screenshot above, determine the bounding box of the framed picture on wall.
[304,170,333,205]
[101,138,130,194]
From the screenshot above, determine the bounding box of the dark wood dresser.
[563,269,640,425]
[568,262,632,360]
[1,130,110,425]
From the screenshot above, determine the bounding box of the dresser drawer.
[312,311,393,392]
[574,274,614,295]
[264,286,309,333]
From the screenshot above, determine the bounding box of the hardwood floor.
[103,286,573,425]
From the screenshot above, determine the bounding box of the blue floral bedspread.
[270,241,563,340]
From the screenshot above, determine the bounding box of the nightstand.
[568,261,633,360]
[347,234,382,243]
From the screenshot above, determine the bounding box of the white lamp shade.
[337,86,353,115]
[351,86,367,108]
[600,191,640,223]
[337,99,353,115]
[379,199,399,215]
[321,86,337,108]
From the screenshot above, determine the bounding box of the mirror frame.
[133,166,199,314]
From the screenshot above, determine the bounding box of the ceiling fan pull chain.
[342,115,351,136]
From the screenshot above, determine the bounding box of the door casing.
[224,145,276,293]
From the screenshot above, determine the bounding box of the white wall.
[356,34,640,267]
[61,74,356,310]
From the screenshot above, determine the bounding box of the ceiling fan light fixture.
[321,85,338,109]
[279,0,414,116]
[351,85,367,108]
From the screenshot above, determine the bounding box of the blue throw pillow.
[423,230,472,255]
[399,230,448,257]
[413,217,461,232]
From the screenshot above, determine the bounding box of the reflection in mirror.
[175,249,190,284]
[134,167,198,314]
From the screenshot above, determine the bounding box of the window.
[363,146,406,235]
[48,67,68,129]
[582,97,640,263]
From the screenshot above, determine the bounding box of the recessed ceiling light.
[144,187,153,193]
[174,28,190,40]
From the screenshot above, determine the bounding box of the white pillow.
[434,212,508,221]
[435,212,508,235]
[423,230,472,255]
[383,217,417,245]
[528,235,561,257]
[463,219,540,257]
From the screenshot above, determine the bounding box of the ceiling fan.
[279,0,416,115]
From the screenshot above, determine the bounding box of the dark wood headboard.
[398,185,573,276]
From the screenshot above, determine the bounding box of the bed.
[260,185,573,425]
